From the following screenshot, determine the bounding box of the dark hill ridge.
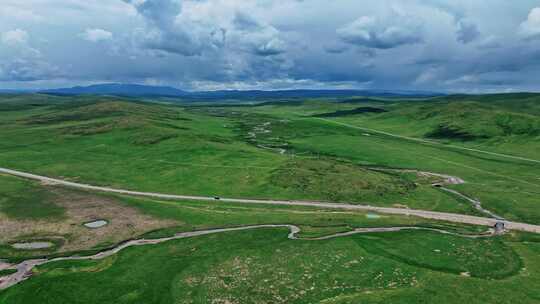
[40,83,188,97]
[187,89,441,99]
[312,107,388,118]
[36,83,442,99]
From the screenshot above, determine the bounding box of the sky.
[0,0,539,92]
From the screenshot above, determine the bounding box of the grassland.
[1,228,539,304]
[231,95,540,223]
[0,93,539,303]
[0,173,478,261]
[0,174,175,260]
[0,174,64,220]
[0,95,479,216]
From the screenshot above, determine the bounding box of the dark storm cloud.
[323,43,349,54]
[233,12,262,30]
[230,12,286,56]
[456,20,480,44]
[0,0,540,92]
[125,0,211,56]
[126,0,179,28]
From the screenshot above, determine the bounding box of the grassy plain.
[0,95,480,216]
[1,228,539,304]
[234,95,540,223]
[0,174,64,220]
[1,93,539,303]
[0,173,479,260]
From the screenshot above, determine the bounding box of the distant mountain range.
[3,83,443,99]
[0,89,29,94]
[184,89,442,99]
[40,83,189,97]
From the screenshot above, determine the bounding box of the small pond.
[84,220,108,229]
[12,242,54,250]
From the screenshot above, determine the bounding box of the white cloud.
[1,29,29,46]
[1,0,539,92]
[80,28,113,42]
[476,35,500,49]
[426,2,482,44]
[414,67,441,84]
[0,58,61,81]
[0,29,40,57]
[125,0,286,57]
[0,28,62,82]
[444,74,479,85]
[520,7,540,40]
[125,0,213,56]
[0,6,43,22]
[230,12,286,56]
[337,15,423,49]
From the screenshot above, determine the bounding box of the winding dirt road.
[0,224,497,291]
[1,167,539,233]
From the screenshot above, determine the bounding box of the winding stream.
[369,168,505,220]
[0,224,496,291]
[438,187,505,220]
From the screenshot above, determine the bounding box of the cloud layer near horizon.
[0,0,539,92]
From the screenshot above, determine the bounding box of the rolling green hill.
[1,93,539,303]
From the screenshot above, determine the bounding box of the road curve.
[1,167,540,234]
[368,167,505,220]
[0,224,497,291]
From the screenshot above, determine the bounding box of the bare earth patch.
[0,187,178,253]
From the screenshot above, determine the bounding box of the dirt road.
[315,117,540,164]
[368,167,505,220]
[1,167,540,233]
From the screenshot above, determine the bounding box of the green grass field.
[0,95,484,216]
[0,174,64,220]
[0,93,539,303]
[231,95,540,223]
[0,173,480,261]
[1,228,539,304]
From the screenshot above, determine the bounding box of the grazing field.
[1,228,539,304]
[0,174,175,260]
[0,93,539,303]
[0,95,480,216]
[0,173,481,261]
[0,174,64,220]
[234,95,540,223]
